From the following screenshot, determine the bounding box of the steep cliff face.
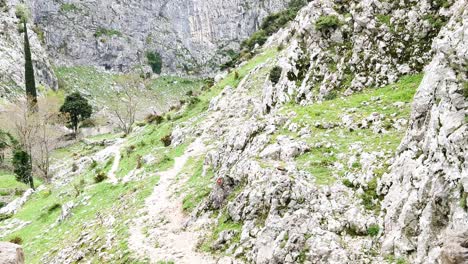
[27,0,291,75]
[0,0,57,100]
[380,2,467,263]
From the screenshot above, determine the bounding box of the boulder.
[0,242,25,264]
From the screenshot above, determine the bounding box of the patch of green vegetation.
[146,51,163,74]
[1,123,191,262]
[201,210,242,253]
[225,0,306,67]
[377,14,392,27]
[423,14,447,30]
[179,157,213,212]
[0,170,29,189]
[463,81,468,98]
[283,74,422,186]
[94,27,122,38]
[55,66,206,113]
[0,170,43,200]
[367,224,380,237]
[60,3,78,12]
[385,255,409,264]
[315,15,342,31]
[269,66,282,85]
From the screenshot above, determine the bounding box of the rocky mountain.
[27,0,292,75]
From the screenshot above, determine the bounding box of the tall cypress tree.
[24,21,37,112]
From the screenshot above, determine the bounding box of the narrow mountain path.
[128,138,216,263]
[107,147,121,184]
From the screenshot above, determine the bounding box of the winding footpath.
[128,139,216,263]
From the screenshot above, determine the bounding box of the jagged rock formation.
[26,0,292,75]
[380,2,467,263]
[0,0,57,99]
[0,242,25,264]
[264,0,456,105]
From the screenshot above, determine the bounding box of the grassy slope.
[55,67,206,112]
[282,74,422,185]
[0,48,279,263]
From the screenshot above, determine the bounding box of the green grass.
[178,157,213,212]
[0,170,28,189]
[55,66,206,113]
[94,28,122,38]
[280,74,423,185]
[200,210,242,253]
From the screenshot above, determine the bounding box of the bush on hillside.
[9,236,23,245]
[48,203,61,213]
[269,66,282,85]
[367,224,380,237]
[241,30,268,50]
[94,171,107,183]
[161,134,172,147]
[145,114,164,124]
[315,15,342,31]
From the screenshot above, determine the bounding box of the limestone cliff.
[27,0,292,75]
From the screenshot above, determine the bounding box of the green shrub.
[90,160,98,169]
[94,27,122,38]
[241,30,268,50]
[269,66,282,85]
[94,171,107,183]
[324,91,337,101]
[48,203,61,213]
[0,213,12,221]
[367,224,380,237]
[161,134,172,147]
[146,51,163,74]
[145,114,164,124]
[342,179,354,188]
[9,236,23,245]
[315,15,342,31]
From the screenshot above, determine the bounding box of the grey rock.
[0,242,24,264]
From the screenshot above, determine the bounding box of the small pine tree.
[23,21,38,112]
[60,92,93,137]
[12,148,34,190]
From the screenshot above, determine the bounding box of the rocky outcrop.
[0,242,25,264]
[380,2,467,263]
[26,0,292,75]
[263,0,457,107]
[0,0,57,99]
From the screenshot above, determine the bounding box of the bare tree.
[108,75,149,135]
[0,97,65,183]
